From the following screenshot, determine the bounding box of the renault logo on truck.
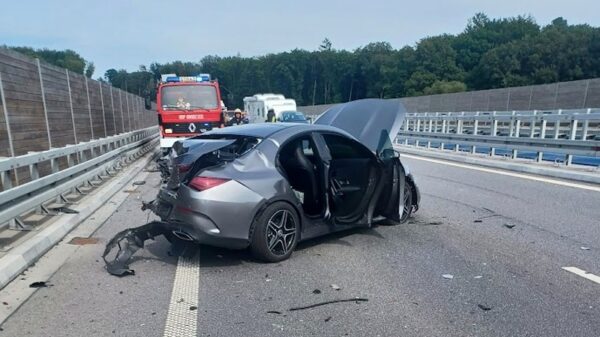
[188,123,197,132]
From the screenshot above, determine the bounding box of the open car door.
[375,150,407,223]
[315,132,382,225]
[314,99,409,224]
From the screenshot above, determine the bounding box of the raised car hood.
[314,99,406,155]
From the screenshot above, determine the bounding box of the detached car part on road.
[104,99,420,274]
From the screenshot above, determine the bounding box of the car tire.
[250,202,300,262]
[399,181,413,224]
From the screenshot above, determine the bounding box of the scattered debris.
[580,246,590,250]
[102,221,173,277]
[133,180,146,186]
[177,298,185,303]
[477,304,492,311]
[442,274,454,280]
[29,281,50,288]
[474,275,483,279]
[324,316,332,322]
[189,306,197,311]
[289,298,368,311]
[68,237,99,245]
[427,221,443,226]
[312,289,322,294]
[473,220,483,223]
[330,284,341,291]
[2,301,8,305]
[503,224,516,229]
[267,310,282,315]
[49,206,79,214]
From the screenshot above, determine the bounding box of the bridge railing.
[396,108,600,166]
[0,126,158,230]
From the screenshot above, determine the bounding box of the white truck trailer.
[243,94,297,123]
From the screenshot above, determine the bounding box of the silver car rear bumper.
[154,180,264,249]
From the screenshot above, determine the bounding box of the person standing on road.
[227,108,249,126]
[266,109,276,123]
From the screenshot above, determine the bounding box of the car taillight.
[188,177,229,191]
[178,164,191,173]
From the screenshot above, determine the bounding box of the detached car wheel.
[250,202,299,262]
[399,182,413,223]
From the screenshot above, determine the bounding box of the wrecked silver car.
[154,99,418,260]
[104,99,420,274]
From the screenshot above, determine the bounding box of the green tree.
[78,13,600,105]
[423,80,467,95]
[85,62,95,78]
[7,46,88,74]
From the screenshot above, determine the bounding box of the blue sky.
[1,0,598,78]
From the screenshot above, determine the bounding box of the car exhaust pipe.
[172,230,194,241]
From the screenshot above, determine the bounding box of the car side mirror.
[380,148,398,159]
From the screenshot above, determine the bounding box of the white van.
[243,94,297,123]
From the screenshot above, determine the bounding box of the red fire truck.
[156,73,224,150]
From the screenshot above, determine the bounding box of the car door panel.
[377,157,405,222]
[316,133,381,225]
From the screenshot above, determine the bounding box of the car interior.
[321,134,378,222]
[278,136,324,216]
[278,133,379,222]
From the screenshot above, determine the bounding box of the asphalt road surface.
[1,155,599,337]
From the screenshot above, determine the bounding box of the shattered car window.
[190,134,262,158]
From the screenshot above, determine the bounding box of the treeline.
[4,46,95,77]
[105,13,600,108]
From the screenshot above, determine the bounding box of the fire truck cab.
[156,74,223,150]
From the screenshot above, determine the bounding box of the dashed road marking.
[163,252,200,337]
[402,154,600,193]
[562,266,600,285]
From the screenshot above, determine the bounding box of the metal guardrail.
[397,108,600,165]
[0,126,158,230]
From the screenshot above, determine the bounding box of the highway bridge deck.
[0,155,598,337]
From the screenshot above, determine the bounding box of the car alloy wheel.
[250,201,300,262]
[266,210,296,256]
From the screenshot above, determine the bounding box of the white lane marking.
[562,267,600,285]
[402,154,600,193]
[163,253,200,337]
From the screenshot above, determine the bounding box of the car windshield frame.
[161,84,219,110]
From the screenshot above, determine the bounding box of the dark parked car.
[279,111,309,123]
[153,99,420,262]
